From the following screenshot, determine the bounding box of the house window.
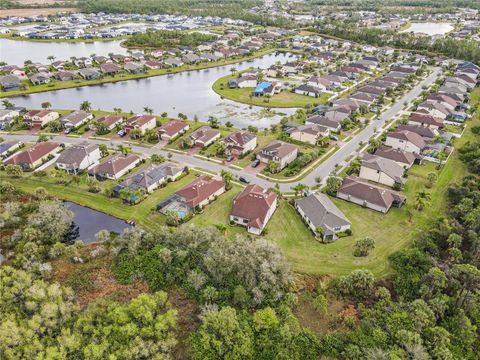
[243,219,248,224]
[334,226,341,231]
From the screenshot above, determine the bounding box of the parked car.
[251,159,260,168]
[64,128,71,134]
[329,135,339,141]
[239,176,250,184]
[226,155,234,162]
[117,129,126,137]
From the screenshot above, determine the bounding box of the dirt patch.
[0,7,77,17]
[168,288,199,360]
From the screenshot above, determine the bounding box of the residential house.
[230,184,277,235]
[61,111,93,130]
[289,124,329,145]
[78,68,101,80]
[0,75,21,91]
[396,124,437,140]
[386,129,426,154]
[124,62,145,74]
[189,126,221,147]
[56,142,101,174]
[96,115,123,130]
[374,145,417,169]
[253,81,281,97]
[0,109,20,130]
[30,73,50,86]
[295,193,351,240]
[359,153,406,188]
[182,53,201,64]
[54,71,75,81]
[113,162,184,196]
[144,60,163,70]
[324,107,350,122]
[123,115,156,135]
[236,75,257,88]
[222,131,257,155]
[88,153,141,180]
[257,140,298,170]
[0,141,21,158]
[158,119,190,141]
[164,58,184,67]
[100,63,121,76]
[157,175,225,216]
[4,142,60,170]
[416,101,451,120]
[23,110,59,129]
[305,115,342,132]
[294,84,322,97]
[337,176,406,213]
[408,113,445,130]
[307,76,331,91]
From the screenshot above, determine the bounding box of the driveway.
[243,162,266,175]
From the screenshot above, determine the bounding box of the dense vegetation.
[123,30,216,49]
[79,0,293,27]
[312,19,480,65]
[307,0,480,10]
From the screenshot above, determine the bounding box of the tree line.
[123,30,216,49]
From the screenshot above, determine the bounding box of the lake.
[403,22,453,36]
[64,201,132,243]
[7,51,298,128]
[0,38,127,65]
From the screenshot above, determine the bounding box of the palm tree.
[41,101,51,109]
[117,144,131,156]
[2,99,14,108]
[214,142,226,156]
[143,106,153,115]
[415,190,431,211]
[80,101,92,112]
[113,108,122,114]
[47,55,56,64]
[220,170,234,189]
[292,183,309,196]
[144,128,158,142]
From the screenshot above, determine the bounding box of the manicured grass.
[212,74,331,108]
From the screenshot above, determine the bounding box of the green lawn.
[212,74,331,108]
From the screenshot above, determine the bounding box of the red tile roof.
[4,142,59,166]
[176,175,225,208]
[230,184,276,229]
[158,119,188,137]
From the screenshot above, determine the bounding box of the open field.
[0,7,76,17]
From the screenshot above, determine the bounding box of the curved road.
[2,68,440,192]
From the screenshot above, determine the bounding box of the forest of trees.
[123,30,216,49]
[307,0,480,10]
[79,0,293,27]
[312,19,480,65]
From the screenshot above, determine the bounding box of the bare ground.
[0,7,77,17]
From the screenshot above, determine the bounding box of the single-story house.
[96,115,123,130]
[222,131,257,155]
[56,142,101,174]
[158,119,189,141]
[124,62,145,74]
[305,115,342,132]
[157,175,225,216]
[0,75,21,91]
[100,63,122,76]
[0,141,22,158]
[0,109,20,129]
[4,142,60,171]
[54,71,75,81]
[374,145,417,169]
[236,75,257,88]
[257,140,298,170]
[337,176,406,213]
[359,153,406,188]
[78,68,101,80]
[113,162,184,196]
[30,72,51,86]
[190,126,221,147]
[88,153,141,180]
[295,192,351,240]
[289,124,329,145]
[61,111,93,130]
[230,184,277,235]
[294,84,322,97]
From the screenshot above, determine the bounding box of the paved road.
[1,68,440,192]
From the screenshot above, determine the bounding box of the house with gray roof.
[56,142,101,174]
[295,193,351,240]
[359,153,407,188]
[61,111,93,129]
[0,75,21,91]
[79,68,101,80]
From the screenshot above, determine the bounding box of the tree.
[335,269,375,301]
[353,237,375,257]
[292,183,308,196]
[214,141,227,156]
[426,172,438,188]
[151,154,166,163]
[5,164,22,177]
[41,101,51,109]
[98,144,109,157]
[80,101,92,112]
[47,55,56,63]
[143,106,153,115]
[326,176,342,196]
[267,160,279,174]
[190,307,254,360]
[2,99,14,108]
[207,116,220,129]
[220,170,234,190]
[117,144,131,156]
[144,128,158,142]
[415,190,431,211]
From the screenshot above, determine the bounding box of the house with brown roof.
[54,71,75,82]
[88,153,141,180]
[408,113,445,130]
[56,142,101,174]
[123,115,156,135]
[100,63,121,75]
[385,129,426,154]
[157,175,225,217]
[257,140,298,170]
[96,115,123,130]
[230,184,277,235]
[359,153,407,188]
[222,131,257,155]
[189,126,221,147]
[23,110,60,129]
[337,176,406,213]
[374,145,417,169]
[4,142,60,170]
[158,120,189,141]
